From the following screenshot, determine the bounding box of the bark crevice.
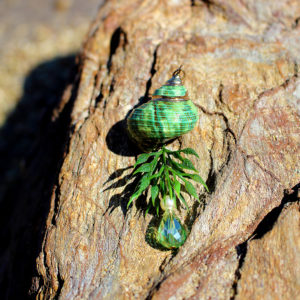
[230,184,299,299]
[107,27,128,74]
[144,45,158,100]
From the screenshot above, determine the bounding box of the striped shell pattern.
[127,68,199,151]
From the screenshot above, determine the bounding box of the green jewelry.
[126,67,208,249]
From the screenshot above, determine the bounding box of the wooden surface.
[21,0,300,298]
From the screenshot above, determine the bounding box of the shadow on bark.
[103,170,141,216]
[105,95,152,157]
[105,119,142,157]
[0,54,78,299]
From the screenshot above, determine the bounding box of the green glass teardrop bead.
[157,211,187,249]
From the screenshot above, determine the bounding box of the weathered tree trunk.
[35,0,299,299]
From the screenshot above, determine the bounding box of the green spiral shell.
[127,70,199,151]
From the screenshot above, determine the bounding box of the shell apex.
[153,67,187,98]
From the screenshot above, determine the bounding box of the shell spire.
[153,67,187,98]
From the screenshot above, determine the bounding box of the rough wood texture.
[34,0,299,299]
[236,201,300,300]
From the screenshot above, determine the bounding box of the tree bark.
[34,0,300,299]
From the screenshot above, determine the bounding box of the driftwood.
[4,1,300,299]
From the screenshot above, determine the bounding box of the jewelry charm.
[126,67,208,250]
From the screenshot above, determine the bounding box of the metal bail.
[165,74,182,86]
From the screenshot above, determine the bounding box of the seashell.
[127,67,199,151]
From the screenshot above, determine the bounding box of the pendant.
[123,67,209,250]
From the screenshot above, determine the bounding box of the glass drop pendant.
[157,210,187,249]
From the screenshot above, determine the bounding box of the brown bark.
[31,0,300,299]
[236,201,300,300]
